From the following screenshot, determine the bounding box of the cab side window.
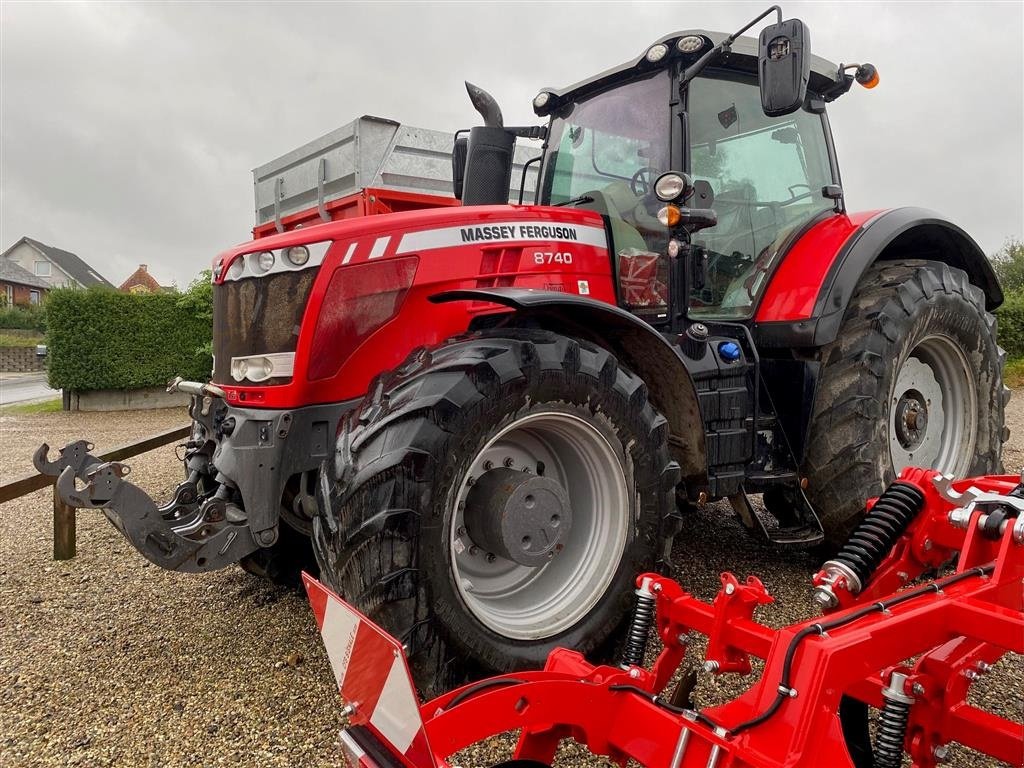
[688,74,834,316]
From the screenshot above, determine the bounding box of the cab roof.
[533,29,845,117]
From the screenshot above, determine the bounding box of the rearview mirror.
[758,18,810,117]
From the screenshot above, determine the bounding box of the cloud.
[2,1,1021,288]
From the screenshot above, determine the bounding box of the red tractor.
[44,7,1006,694]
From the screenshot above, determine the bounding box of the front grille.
[212,269,317,384]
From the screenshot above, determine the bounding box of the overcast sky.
[2,1,1022,288]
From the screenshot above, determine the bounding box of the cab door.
[685,72,837,319]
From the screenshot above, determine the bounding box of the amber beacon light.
[855,62,880,88]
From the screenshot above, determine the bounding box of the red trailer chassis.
[306,468,1024,768]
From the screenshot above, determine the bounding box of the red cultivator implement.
[305,468,1024,768]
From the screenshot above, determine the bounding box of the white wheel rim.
[889,334,977,475]
[449,411,630,640]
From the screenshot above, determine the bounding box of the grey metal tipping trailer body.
[252,115,541,231]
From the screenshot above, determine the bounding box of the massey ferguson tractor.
[41,6,1007,694]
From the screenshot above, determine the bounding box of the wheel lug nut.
[456,526,466,536]
[486,553,496,563]
[503,457,514,467]
[483,460,493,471]
[468,545,480,556]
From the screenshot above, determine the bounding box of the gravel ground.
[1,404,1021,767]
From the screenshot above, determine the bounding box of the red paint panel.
[251,187,458,239]
[755,210,882,323]
[216,205,614,409]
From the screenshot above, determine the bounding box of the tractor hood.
[208,203,614,409]
[212,204,608,282]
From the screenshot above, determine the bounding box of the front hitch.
[33,440,101,481]
[55,461,259,572]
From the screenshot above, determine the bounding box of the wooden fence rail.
[0,425,191,559]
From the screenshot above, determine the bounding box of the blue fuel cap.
[718,341,741,362]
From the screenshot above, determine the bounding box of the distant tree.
[990,238,1024,293]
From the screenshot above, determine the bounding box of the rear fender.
[755,207,1002,348]
[430,288,707,486]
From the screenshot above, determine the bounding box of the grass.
[1005,357,1024,389]
[0,398,62,415]
[0,333,45,348]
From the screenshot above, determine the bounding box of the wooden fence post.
[53,482,76,560]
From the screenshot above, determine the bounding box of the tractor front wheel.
[313,329,679,695]
[804,260,1005,546]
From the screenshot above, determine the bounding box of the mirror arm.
[728,4,782,44]
[681,4,783,88]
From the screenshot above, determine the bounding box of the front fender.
[430,288,707,487]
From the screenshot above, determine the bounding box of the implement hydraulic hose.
[727,564,994,736]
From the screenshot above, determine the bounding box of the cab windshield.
[540,71,673,315]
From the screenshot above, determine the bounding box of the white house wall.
[4,242,78,288]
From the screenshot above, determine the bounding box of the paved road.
[0,372,59,406]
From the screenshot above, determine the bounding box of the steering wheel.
[629,167,657,197]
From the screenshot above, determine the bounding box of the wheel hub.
[464,468,572,567]
[894,391,929,449]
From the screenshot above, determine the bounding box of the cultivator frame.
[307,468,1024,768]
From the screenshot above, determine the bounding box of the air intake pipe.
[461,81,515,206]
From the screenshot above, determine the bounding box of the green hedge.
[997,289,1024,359]
[46,287,212,391]
[0,304,47,332]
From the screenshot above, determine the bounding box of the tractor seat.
[578,181,661,254]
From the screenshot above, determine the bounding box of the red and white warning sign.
[303,573,434,768]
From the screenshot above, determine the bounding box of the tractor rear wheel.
[313,329,679,695]
[804,260,1005,546]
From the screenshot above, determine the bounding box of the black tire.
[239,520,318,587]
[313,329,680,696]
[804,259,1005,547]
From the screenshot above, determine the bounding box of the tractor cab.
[536,26,853,324]
[459,10,876,327]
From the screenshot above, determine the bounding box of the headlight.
[533,91,551,109]
[231,356,270,382]
[230,352,295,383]
[226,257,245,280]
[677,35,704,54]
[250,250,275,274]
[284,245,310,266]
[645,44,668,63]
[654,172,690,202]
